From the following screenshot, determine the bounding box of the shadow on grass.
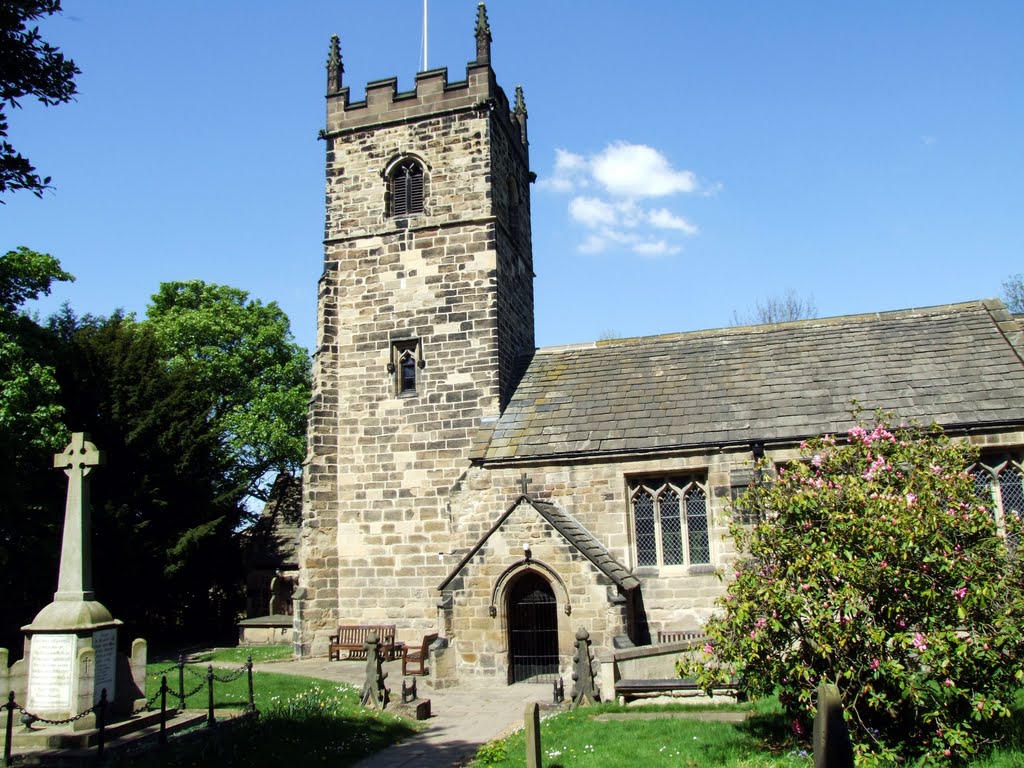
[112,709,417,768]
[737,709,801,754]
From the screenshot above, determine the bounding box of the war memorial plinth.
[1,433,147,731]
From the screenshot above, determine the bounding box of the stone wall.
[439,498,628,683]
[441,425,1024,677]
[446,446,746,668]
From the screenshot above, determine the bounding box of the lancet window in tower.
[390,338,421,396]
[389,159,424,218]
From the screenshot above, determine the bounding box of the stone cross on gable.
[52,433,105,602]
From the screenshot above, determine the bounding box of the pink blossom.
[811,454,823,468]
[913,633,928,651]
[791,718,804,735]
[905,493,917,506]
[703,643,714,654]
[871,658,880,670]
[944,678,953,687]
[977,702,984,711]
[953,587,967,601]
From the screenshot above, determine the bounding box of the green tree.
[53,310,246,638]
[0,1,80,198]
[145,280,311,501]
[0,247,72,648]
[681,414,1024,764]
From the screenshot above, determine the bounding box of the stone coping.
[613,641,696,662]
[237,615,293,628]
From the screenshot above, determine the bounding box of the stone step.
[1,708,210,751]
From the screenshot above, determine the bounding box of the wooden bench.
[402,633,439,676]
[328,624,397,661]
[614,677,742,704]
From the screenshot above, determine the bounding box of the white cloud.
[578,233,608,254]
[648,208,698,234]
[632,240,681,257]
[569,196,618,228]
[554,148,587,175]
[591,142,697,198]
[542,148,589,192]
[546,142,709,258]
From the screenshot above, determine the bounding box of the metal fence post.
[159,676,168,748]
[206,665,215,728]
[4,691,14,767]
[96,688,107,761]
[246,656,255,713]
[177,655,186,710]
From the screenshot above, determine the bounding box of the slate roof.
[246,473,302,570]
[438,496,639,592]
[478,300,1024,463]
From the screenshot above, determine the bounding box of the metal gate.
[507,572,559,683]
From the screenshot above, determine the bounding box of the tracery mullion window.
[970,466,994,510]
[659,488,684,565]
[630,477,710,568]
[999,463,1024,549]
[685,486,710,564]
[633,489,657,566]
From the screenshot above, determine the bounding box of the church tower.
[299,4,535,655]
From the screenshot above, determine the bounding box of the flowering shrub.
[680,413,1024,764]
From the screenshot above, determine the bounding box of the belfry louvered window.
[389,160,424,217]
[971,457,1024,549]
[630,477,711,569]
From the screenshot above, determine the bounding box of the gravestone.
[20,434,126,728]
[525,702,542,768]
[812,683,854,768]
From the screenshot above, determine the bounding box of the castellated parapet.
[300,10,535,658]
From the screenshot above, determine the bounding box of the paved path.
[254,657,552,767]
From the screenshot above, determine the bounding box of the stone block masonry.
[301,20,534,657]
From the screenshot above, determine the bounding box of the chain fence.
[3,655,258,765]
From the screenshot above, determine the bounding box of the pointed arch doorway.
[506,571,560,683]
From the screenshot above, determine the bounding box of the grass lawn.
[467,696,1024,768]
[108,661,417,767]
[470,698,805,768]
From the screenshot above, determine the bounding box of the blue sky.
[4,1,1022,352]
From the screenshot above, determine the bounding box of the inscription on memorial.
[92,629,117,704]
[28,634,76,710]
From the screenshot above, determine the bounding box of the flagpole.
[423,0,428,71]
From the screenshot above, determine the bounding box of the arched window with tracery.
[971,457,1024,548]
[630,477,711,569]
[388,159,424,217]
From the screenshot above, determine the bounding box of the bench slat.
[614,677,742,704]
[328,624,397,661]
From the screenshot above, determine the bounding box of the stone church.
[297,5,1024,685]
